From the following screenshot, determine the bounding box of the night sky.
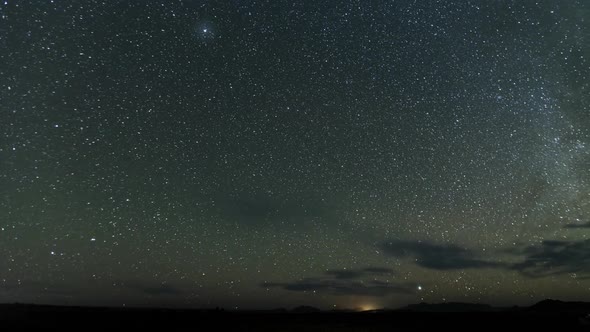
[1,0,589,310]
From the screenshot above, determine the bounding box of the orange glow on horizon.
[358,304,378,311]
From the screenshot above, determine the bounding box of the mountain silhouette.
[528,299,590,314]
[2,300,590,330]
[291,305,321,313]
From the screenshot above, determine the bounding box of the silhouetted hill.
[396,299,590,314]
[291,305,321,313]
[1,301,590,330]
[529,299,590,314]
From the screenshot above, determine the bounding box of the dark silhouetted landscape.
[2,300,590,330]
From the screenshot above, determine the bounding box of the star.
[195,22,215,41]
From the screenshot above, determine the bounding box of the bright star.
[194,23,215,41]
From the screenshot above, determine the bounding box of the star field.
[0,0,589,310]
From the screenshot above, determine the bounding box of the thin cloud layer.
[262,266,410,297]
[563,221,590,229]
[511,239,590,278]
[379,240,504,270]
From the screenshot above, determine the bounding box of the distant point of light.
[417,285,422,291]
[195,22,215,42]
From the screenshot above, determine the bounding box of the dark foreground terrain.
[1,300,589,331]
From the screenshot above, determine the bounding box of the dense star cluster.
[1,1,588,310]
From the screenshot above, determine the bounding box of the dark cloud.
[324,267,393,280]
[263,266,407,297]
[563,221,590,229]
[362,267,394,274]
[378,239,590,279]
[379,240,504,270]
[263,278,415,297]
[325,270,364,280]
[510,239,590,278]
